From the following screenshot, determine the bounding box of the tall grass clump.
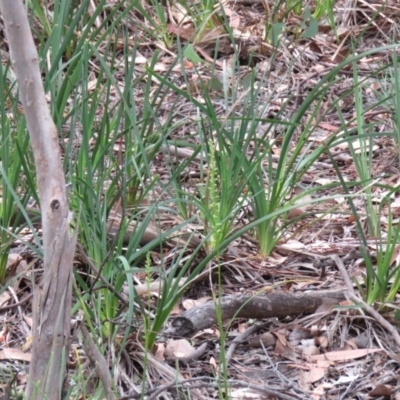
[252,45,400,256]
[149,47,351,258]
[361,196,400,305]
[332,47,400,305]
[22,1,188,390]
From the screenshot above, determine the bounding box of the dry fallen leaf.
[182,296,211,310]
[0,347,32,362]
[209,356,218,373]
[154,343,166,361]
[165,339,195,360]
[308,348,382,363]
[300,366,325,384]
[368,384,393,398]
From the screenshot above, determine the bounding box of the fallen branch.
[165,290,347,337]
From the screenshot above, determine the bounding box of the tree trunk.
[0,1,77,399]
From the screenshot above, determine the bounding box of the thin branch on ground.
[332,255,400,347]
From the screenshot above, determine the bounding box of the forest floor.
[2,0,400,399]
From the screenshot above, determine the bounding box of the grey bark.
[0,1,77,399]
[165,290,347,337]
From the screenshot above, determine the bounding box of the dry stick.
[3,287,30,337]
[0,292,33,312]
[332,255,400,347]
[225,323,259,365]
[78,323,116,400]
[165,290,347,337]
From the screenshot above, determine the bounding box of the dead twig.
[225,323,259,365]
[332,255,400,347]
[77,322,116,400]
